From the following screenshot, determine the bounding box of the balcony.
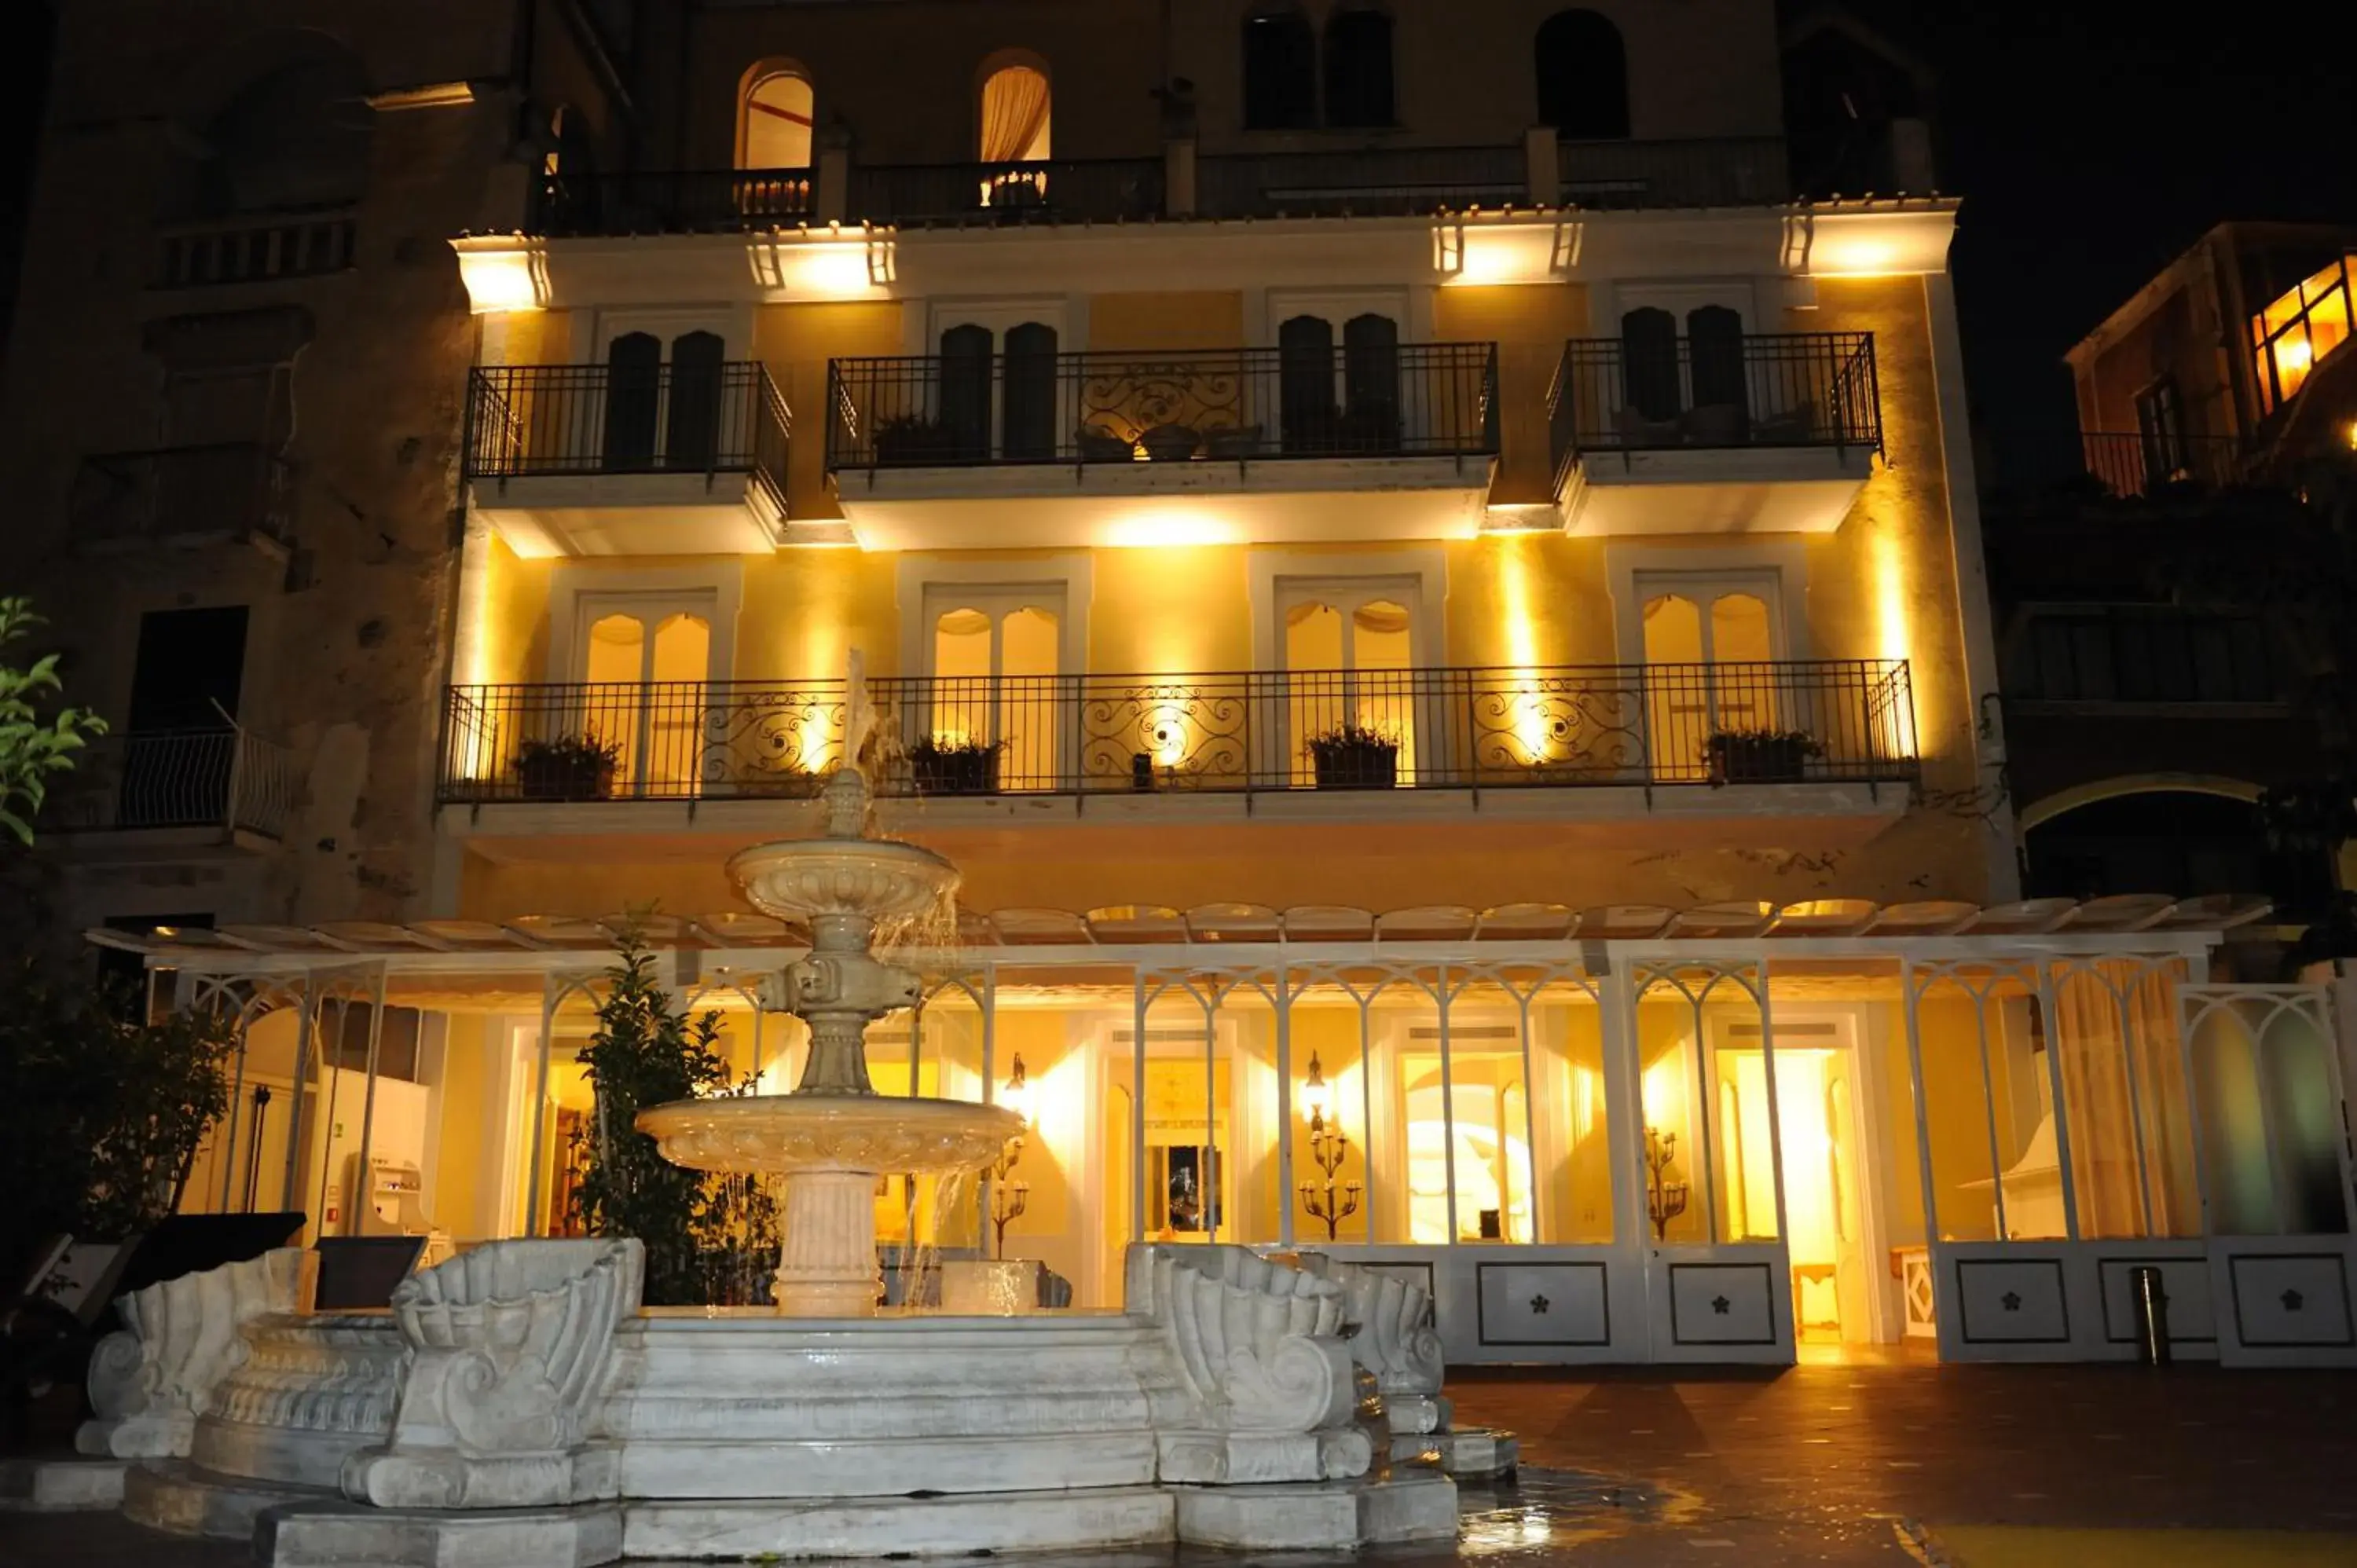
[512,136,1805,238]
[1548,332,1881,534]
[47,728,299,855]
[461,363,791,555]
[533,170,815,236]
[1556,136,1791,209]
[69,442,292,551]
[2076,431,2248,498]
[847,159,1164,226]
[825,343,1498,548]
[437,661,1915,838]
[1197,145,1527,218]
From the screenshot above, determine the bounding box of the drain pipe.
[2129,1264,2172,1365]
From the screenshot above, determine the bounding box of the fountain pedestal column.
[773,1169,884,1317]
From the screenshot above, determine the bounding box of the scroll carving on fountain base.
[1126,1244,1373,1486]
[1294,1251,1516,1478]
[340,1239,643,1510]
[78,1249,314,1461]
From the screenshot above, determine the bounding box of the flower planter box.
[1308,739,1399,790]
[1706,733,1818,784]
[515,751,618,801]
[911,747,1002,796]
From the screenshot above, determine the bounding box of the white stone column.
[774,1169,882,1317]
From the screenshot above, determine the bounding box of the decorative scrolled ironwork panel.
[1077,677,1252,790]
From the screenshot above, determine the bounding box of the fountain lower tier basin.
[159,1307,1457,1564]
[633,1093,1023,1176]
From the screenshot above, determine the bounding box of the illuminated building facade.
[1985,222,2357,953]
[16,2,2355,1366]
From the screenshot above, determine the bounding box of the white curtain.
[979,68,1051,163]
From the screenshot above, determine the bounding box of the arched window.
[977,62,1051,163]
[1242,5,1317,130]
[938,323,995,461]
[1322,7,1395,128]
[195,39,373,215]
[1534,9,1630,140]
[739,69,814,170]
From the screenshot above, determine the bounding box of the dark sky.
[0,2,2350,473]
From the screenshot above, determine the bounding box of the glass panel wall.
[2188,992,2350,1237]
[2048,958,2199,1239]
[1634,963,1775,1244]
[1285,976,1378,1244]
[1530,977,1612,1244]
[1446,976,1539,1244]
[1909,963,2058,1241]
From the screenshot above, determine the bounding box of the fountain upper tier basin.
[727,837,959,926]
[636,1093,1024,1176]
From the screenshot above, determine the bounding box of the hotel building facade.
[12,0,2354,1367]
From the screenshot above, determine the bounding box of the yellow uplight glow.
[1495,537,1553,760]
[455,246,549,313]
[1443,225,1567,287]
[1105,511,1244,548]
[748,235,891,297]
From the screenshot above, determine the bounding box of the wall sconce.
[1644,1125,1689,1242]
[1296,1051,1360,1241]
[991,1053,1032,1256]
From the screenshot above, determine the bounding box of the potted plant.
[1306,723,1399,789]
[1705,727,1823,784]
[515,735,621,800]
[909,735,1004,795]
[873,413,965,467]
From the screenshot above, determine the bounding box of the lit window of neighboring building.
[2249,252,2354,416]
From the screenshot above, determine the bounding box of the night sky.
[0,1,2351,480]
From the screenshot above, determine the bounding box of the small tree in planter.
[1705,727,1824,784]
[1306,723,1400,789]
[571,936,730,1306]
[514,735,621,800]
[909,735,1004,795]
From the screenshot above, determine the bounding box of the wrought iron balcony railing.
[1557,136,1792,210]
[827,343,1498,472]
[51,728,299,838]
[1549,332,1881,482]
[2076,431,2249,498]
[69,442,294,546]
[1197,145,1527,218]
[463,363,791,507]
[436,661,1915,804]
[845,158,1164,225]
[533,169,816,236]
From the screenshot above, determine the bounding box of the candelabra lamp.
[1295,1051,1362,1241]
[1644,1124,1690,1242]
[991,1053,1032,1257]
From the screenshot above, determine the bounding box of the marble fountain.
[43,769,1486,1566]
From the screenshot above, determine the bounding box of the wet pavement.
[8,1358,2357,1565]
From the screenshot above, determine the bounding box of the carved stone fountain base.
[75,1240,1464,1564]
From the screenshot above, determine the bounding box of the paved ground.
[7,1361,2357,1565]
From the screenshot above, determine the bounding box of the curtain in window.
[979,67,1052,163]
[2051,961,2200,1239]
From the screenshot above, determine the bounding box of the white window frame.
[1608,543,1809,666]
[549,562,742,683]
[896,555,1091,678]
